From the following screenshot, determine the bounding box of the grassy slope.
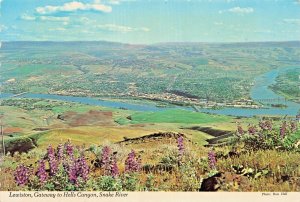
[115,109,235,145]
[30,126,160,150]
[1,101,300,191]
[128,109,230,124]
[1,100,239,153]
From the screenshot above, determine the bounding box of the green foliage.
[270,68,300,100]
[233,120,299,151]
[121,173,139,191]
[94,176,122,191]
[28,165,87,191]
[178,161,201,191]
[241,133,282,151]
[159,152,179,167]
[207,169,219,177]
[283,130,300,149]
[144,174,158,191]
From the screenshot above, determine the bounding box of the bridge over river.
[255,97,287,103]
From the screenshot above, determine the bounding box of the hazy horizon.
[2,40,300,45]
[1,0,300,44]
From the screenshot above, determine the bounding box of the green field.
[128,109,230,124]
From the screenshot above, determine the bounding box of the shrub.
[234,119,299,151]
[121,173,139,191]
[95,176,122,191]
[178,161,201,191]
[144,174,158,191]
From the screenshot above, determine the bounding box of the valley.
[1,41,300,192]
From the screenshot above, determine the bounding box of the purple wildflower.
[259,120,273,131]
[177,135,184,157]
[248,125,257,135]
[237,125,244,135]
[64,140,74,159]
[37,160,48,184]
[111,153,119,178]
[259,120,265,130]
[100,148,119,177]
[47,145,58,176]
[280,121,287,139]
[208,150,217,170]
[100,146,111,174]
[56,143,64,161]
[125,150,141,173]
[266,120,273,131]
[47,145,55,158]
[68,161,78,184]
[14,164,31,186]
[77,155,89,181]
[67,153,89,184]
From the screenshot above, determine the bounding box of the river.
[1,66,300,117]
[201,66,300,117]
[0,92,190,112]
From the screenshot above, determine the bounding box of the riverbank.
[1,66,300,117]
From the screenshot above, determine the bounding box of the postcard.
[0,0,299,201]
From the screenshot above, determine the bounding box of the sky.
[0,0,300,44]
